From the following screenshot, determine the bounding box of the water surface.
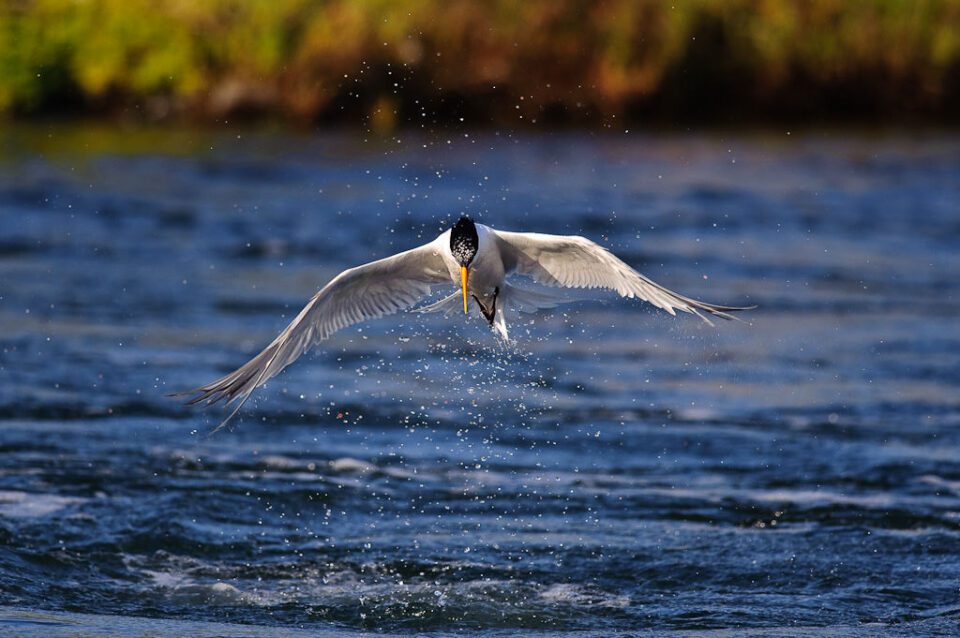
[1,126,959,636]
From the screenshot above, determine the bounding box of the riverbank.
[3,0,959,127]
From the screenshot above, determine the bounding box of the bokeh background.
[3,0,960,127]
[2,2,960,637]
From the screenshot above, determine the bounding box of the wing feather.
[492,229,752,324]
[181,238,451,430]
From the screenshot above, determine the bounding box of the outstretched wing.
[492,229,752,324]
[182,237,451,430]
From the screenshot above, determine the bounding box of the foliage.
[1,0,958,124]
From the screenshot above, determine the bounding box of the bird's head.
[450,216,478,314]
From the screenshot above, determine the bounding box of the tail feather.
[500,282,577,314]
[415,292,464,317]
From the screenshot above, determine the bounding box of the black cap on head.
[450,215,478,266]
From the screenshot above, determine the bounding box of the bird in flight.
[181,216,751,429]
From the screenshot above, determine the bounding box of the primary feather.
[492,229,750,325]
[181,238,450,431]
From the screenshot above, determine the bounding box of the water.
[1,125,959,636]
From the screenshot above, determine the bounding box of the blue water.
[1,126,959,637]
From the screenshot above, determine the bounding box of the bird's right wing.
[182,237,451,430]
[492,229,751,324]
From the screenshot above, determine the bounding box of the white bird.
[181,216,751,429]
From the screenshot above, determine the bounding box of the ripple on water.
[1,130,959,636]
[0,491,87,519]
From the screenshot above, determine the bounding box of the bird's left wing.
[182,237,451,430]
[492,229,752,324]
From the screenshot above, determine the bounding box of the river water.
[0,126,958,636]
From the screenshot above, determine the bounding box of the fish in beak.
[460,265,469,313]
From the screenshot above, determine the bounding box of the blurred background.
[2,2,960,637]
[2,0,960,127]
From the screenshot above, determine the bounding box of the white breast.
[467,225,505,296]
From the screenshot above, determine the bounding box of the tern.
[182,216,751,428]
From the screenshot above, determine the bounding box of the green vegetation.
[2,0,959,125]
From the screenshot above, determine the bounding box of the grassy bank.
[2,0,959,126]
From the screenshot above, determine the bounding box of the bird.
[180,216,752,430]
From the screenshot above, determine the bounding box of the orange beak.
[460,265,469,314]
